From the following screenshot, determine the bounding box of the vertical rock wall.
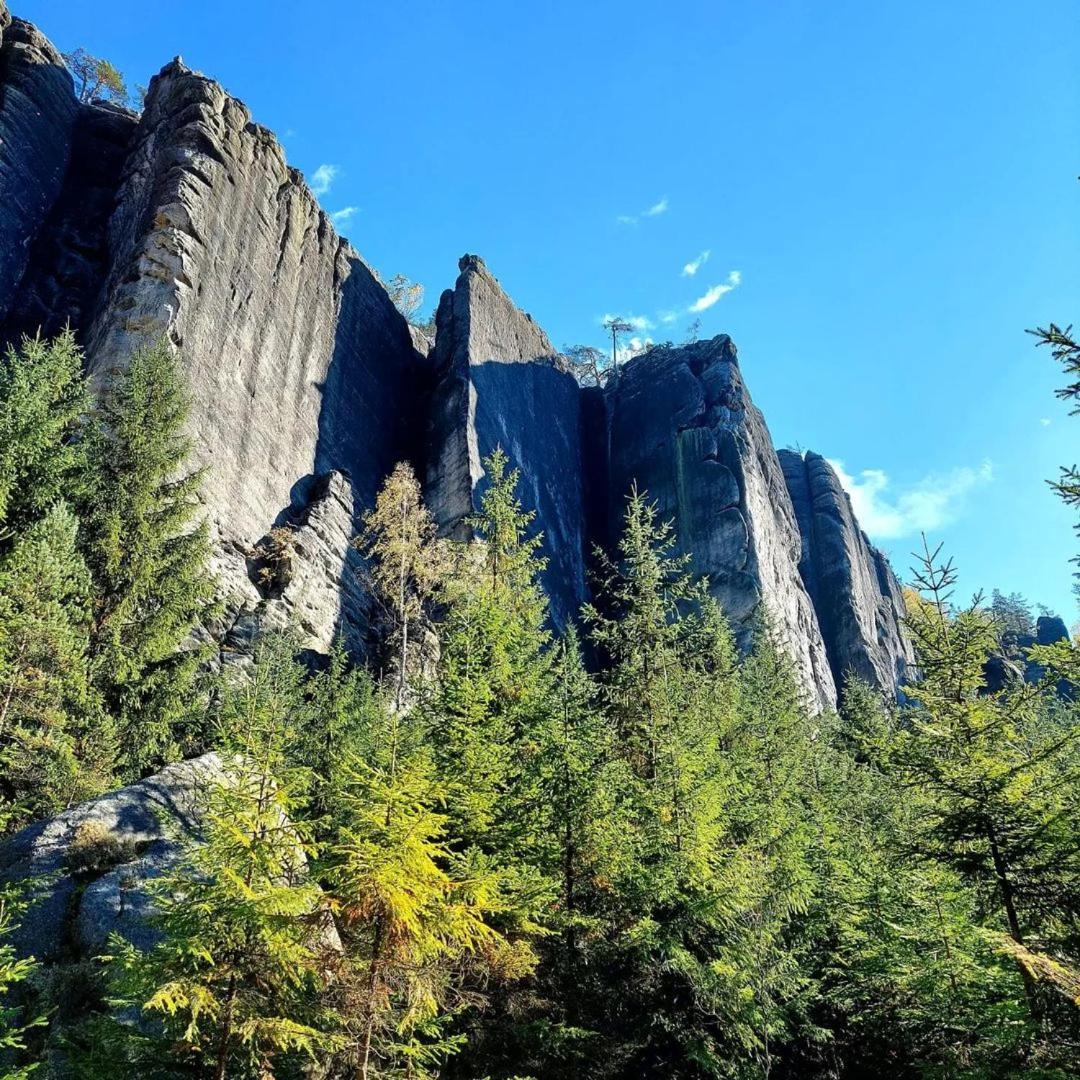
[0,13,79,323]
[779,450,913,695]
[0,4,910,691]
[426,255,589,626]
[605,338,838,710]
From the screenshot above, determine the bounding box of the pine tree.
[0,330,89,540]
[101,634,335,1079]
[894,539,1080,1061]
[0,503,114,830]
[357,461,447,710]
[83,340,216,776]
[0,889,41,1080]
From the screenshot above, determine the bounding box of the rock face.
[604,338,837,709]
[81,59,428,623]
[984,615,1072,696]
[0,6,912,700]
[0,13,79,324]
[426,254,589,626]
[779,450,913,695]
[0,754,223,960]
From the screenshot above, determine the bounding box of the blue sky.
[23,0,1080,616]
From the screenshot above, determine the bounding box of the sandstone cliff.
[779,450,913,695]
[0,5,913,703]
[426,254,588,625]
[605,339,837,709]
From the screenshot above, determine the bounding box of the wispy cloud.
[682,250,711,277]
[310,163,339,196]
[659,310,679,325]
[1040,417,1052,427]
[829,458,994,540]
[331,206,358,225]
[688,270,741,312]
[617,195,670,226]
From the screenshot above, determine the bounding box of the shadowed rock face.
[0,14,79,323]
[426,254,589,627]
[605,338,837,710]
[0,6,911,695]
[81,59,428,620]
[779,449,913,696]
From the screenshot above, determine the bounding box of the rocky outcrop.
[81,60,428,625]
[0,754,223,960]
[0,5,912,697]
[984,615,1072,696]
[426,254,589,626]
[779,450,913,695]
[0,13,79,324]
[605,338,837,710]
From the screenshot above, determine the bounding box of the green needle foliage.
[100,635,335,1079]
[0,330,90,540]
[0,504,114,828]
[83,340,216,776]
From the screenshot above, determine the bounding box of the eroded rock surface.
[426,254,588,625]
[0,13,78,323]
[0,5,912,695]
[0,754,223,960]
[81,60,427,626]
[779,450,913,695]
[605,338,837,709]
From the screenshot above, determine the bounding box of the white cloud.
[1040,417,1052,427]
[688,270,741,312]
[310,163,339,196]
[617,195,669,225]
[660,310,679,325]
[682,250,711,277]
[828,458,994,540]
[331,206,358,225]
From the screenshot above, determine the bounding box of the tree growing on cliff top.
[63,48,128,105]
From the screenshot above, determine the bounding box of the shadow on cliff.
[462,358,593,630]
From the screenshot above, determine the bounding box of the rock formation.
[0,754,223,961]
[604,338,837,708]
[426,255,589,625]
[779,450,913,695]
[0,4,914,705]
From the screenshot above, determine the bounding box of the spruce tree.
[0,503,114,829]
[894,540,1080,1061]
[83,340,216,775]
[0,889,41,1080]
[0,330,90,540]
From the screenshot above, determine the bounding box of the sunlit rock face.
[779,449,914,696]
[604,338,837,710]
[0,4,911,697]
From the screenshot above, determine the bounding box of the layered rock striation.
[0,4,912,703]
[426,254,589,625]
[603,338,837,709]
[779,450,914,695]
